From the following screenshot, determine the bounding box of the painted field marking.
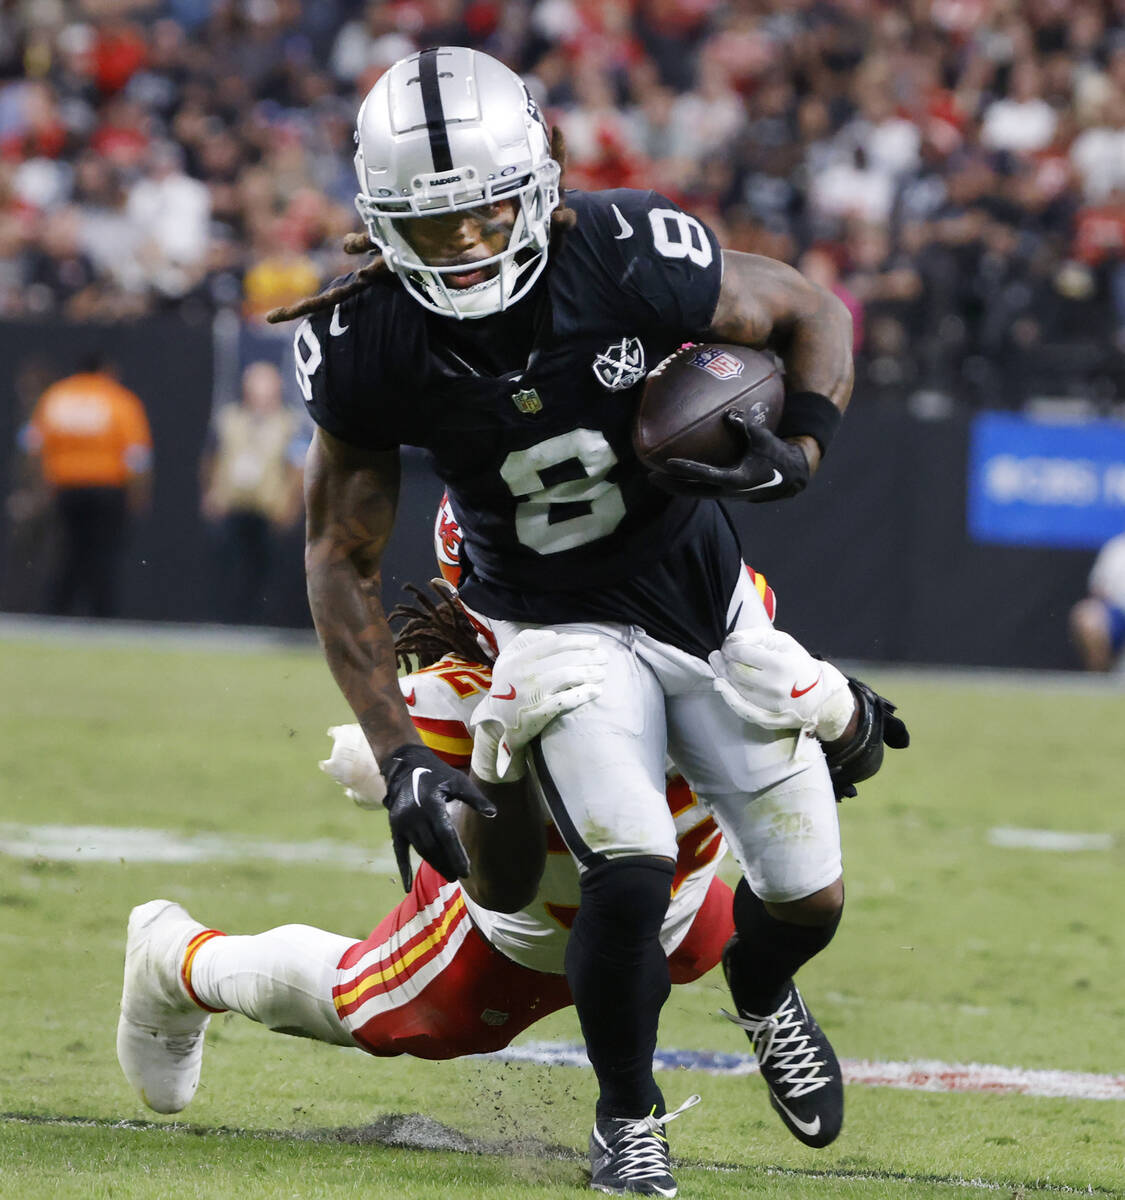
[3,820,1111,868]
[1,1112,1116,1195]
[487,1041,1125,1101]
[3,820,1117,1102]
[988,826,1115,852]
[0,822,393,872]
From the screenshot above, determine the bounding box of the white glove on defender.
[319,724,386,809]
[708,627,855,741]
[470,629,607,783]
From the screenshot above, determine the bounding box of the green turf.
[1,636,1123,1198]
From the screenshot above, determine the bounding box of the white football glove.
[319,724,386,809]
[470,629,608,783]
[708,627,855,741]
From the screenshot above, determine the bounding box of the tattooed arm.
[305,427,416,756]
[708,250,853,477]
[305,427,493,889]
[658,251,853,501]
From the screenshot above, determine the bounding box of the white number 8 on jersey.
[500,429,627,555]
[648,209,713,269]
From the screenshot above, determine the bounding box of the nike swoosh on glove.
[380,743,496,890]
[657,410,811,502]
[709,626,854,739]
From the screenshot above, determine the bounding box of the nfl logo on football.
[592,337,646,391]
[689,347,745,380]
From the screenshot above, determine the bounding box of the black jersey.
[300,188,742,655]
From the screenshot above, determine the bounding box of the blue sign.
[968,412,1125,548]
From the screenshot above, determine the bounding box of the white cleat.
[116,899,215,1114]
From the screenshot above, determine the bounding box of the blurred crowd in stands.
[1,0,1125,409]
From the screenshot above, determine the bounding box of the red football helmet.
[433,491,463,587]
[431,493,499,658]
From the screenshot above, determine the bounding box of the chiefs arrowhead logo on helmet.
[433,491,463,586]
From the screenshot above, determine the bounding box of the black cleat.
[588,1095,700,1196]
[722,968,843,1148]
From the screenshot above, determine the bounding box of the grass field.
[0,628,1123,1199]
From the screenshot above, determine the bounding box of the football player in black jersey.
[274,47,855,1197]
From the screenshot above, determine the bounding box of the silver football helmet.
[354,47,561,320]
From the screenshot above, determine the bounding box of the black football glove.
[657,410,811,502]
[380,743,496,891]
[826,679,911,800]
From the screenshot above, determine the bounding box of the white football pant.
[491,569,842,904]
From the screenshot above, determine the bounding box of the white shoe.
[116,899,215,1114]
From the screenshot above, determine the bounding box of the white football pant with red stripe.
[183,862,733,1058]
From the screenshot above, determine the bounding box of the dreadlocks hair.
[547,124,578,234]
[264,241,389,325]
[389,581,488,673]
[265,126,576,326]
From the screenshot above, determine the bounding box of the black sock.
[725,879,842,1015]
[565,857,674,1121]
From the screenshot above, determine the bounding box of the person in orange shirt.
[22,354,152,617]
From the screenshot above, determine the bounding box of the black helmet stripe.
[418,48,454,173]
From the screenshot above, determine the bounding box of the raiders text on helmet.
[354,47,561,319]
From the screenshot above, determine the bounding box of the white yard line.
[832,660,1125,692]
[988,826,1115,851]
[0,822,392,872]
[4,822,1118,1102]
[0,614,317,653]
[0,1113,1112,1193]
[488,1041,1125,1101]
[4,615,1125,690]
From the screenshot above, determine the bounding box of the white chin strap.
[410,255,542,319]
[414,264,512,318]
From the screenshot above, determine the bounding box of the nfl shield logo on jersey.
[511,387,543,415]
[592,337,646,391]
[689,347,745,380]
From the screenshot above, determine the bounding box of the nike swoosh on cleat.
[330,304,349,336]
[746,469,783,492]
[403,689,417,706]
[611,204,634,239]
[493,685,516,701]
[790,675,820,698]
[771,1095,821,1138]
[410,767,430,806]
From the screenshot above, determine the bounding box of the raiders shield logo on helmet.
[592,337,646,391]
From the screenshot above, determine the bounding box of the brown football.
[633,343,784,472]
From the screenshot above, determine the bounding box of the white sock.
[189,924,356,1047]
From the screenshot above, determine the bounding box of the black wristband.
[776,392,842,458]
[378,743,433,801]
